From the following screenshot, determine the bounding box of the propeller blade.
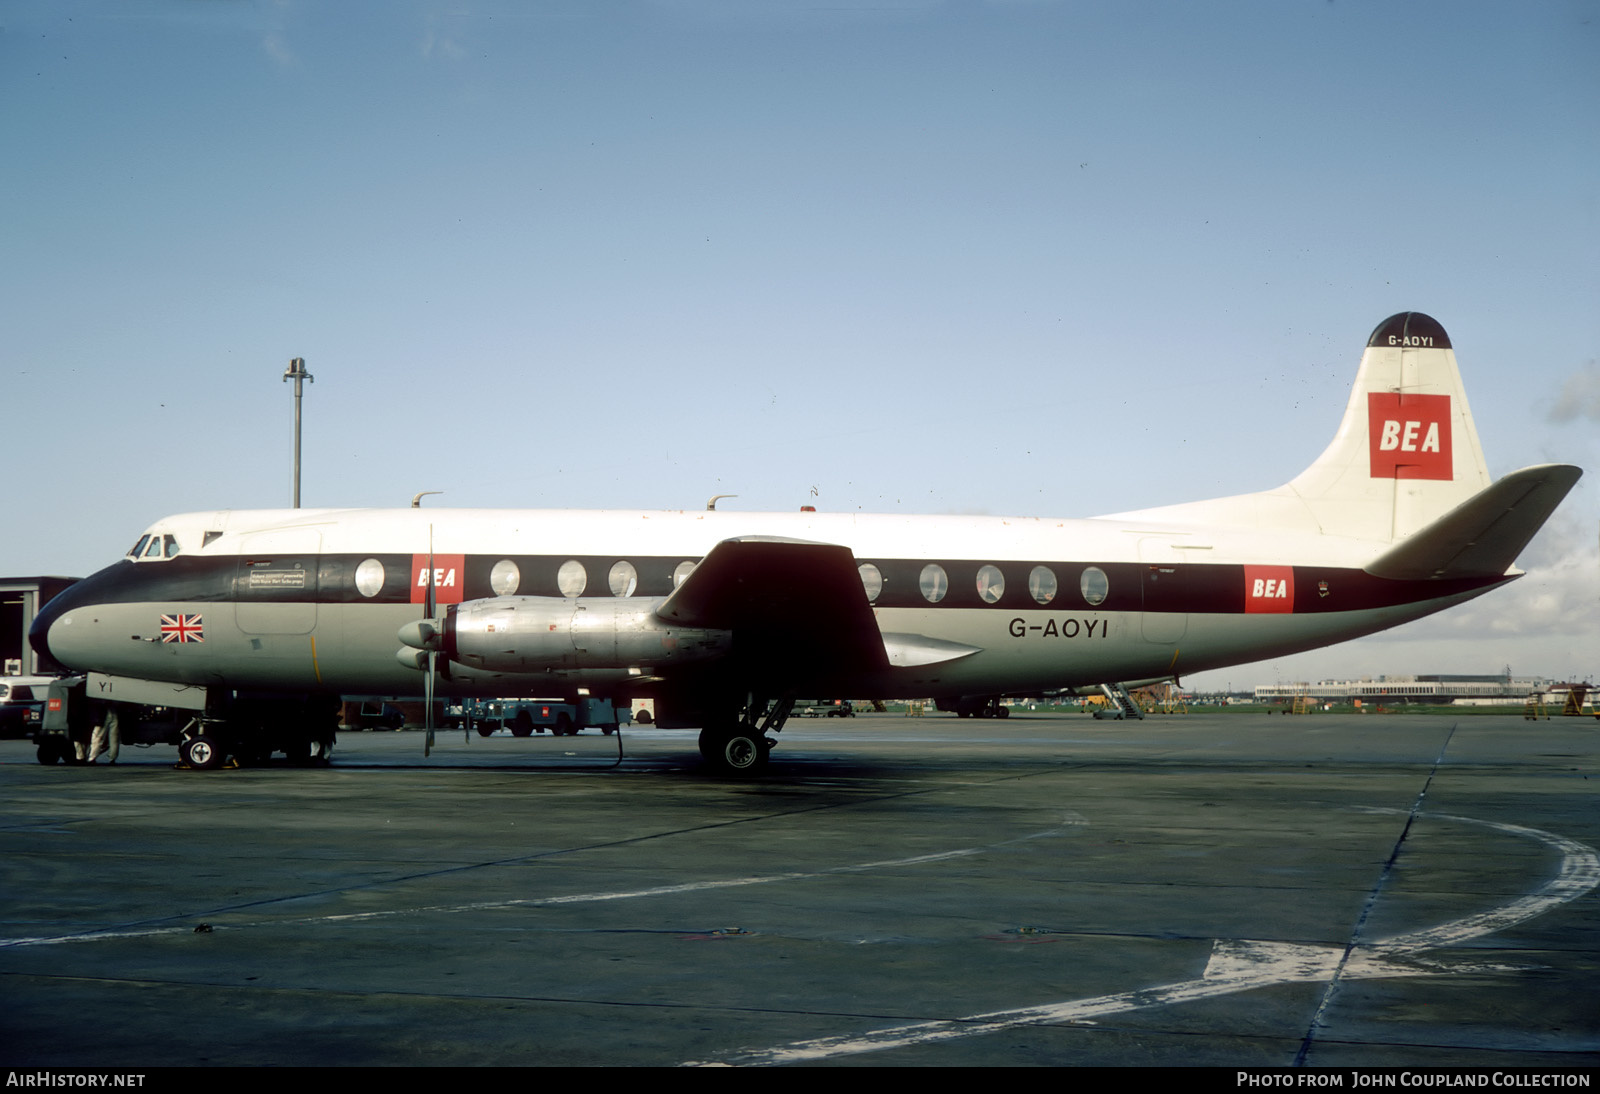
[424,650,436,756]
[423,525,437,757]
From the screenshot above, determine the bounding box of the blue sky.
[5,0,1596,689]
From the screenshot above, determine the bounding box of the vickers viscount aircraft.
[30,313,1580,773]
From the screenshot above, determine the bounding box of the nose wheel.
[179,734,228,770]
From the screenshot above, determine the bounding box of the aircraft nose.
[28,562,126,675]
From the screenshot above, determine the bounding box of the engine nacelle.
[446,596,731,674]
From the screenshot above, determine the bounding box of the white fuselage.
[35,505,1506,703]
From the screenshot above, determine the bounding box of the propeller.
[423,529,437,756]
[395,527,445,757]
[396,612,449,754]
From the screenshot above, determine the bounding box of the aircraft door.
[1137,538,1189,644]
[235,530,321,635]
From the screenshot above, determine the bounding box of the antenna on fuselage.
[412,491,443,508]
[706,494,737,511]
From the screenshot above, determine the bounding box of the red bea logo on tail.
[1367,393,1452,480]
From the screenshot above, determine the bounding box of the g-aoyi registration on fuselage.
[31,314,1581,772]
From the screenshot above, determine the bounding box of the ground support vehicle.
[935,695,1011,719]
[34,676,187,764]
[0,676,51,739]
[35,675,335,768]
[792,699,855,718]
[467,697,623,737]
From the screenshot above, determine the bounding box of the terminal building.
[2,577,80,676]
[1254,673,1556,706]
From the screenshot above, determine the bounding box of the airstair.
[1093,682,1145,720]
[1558,684,1594,718]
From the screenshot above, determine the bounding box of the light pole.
[282,357,313,507]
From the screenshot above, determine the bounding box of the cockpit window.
[129,533,180,561]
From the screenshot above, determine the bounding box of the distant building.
[1,577,81,676]
[1254,673,1552,706]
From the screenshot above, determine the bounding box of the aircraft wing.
[1364,464,1582,581]
[656,536,891,672]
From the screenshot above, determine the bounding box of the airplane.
[29,312,1581,773]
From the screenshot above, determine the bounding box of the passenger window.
[557,560,587,598]
[1028,565,1057,605]
[919,563,948,603]
[1080,566,1109,606]
[490,560,520,597]
[355,559,385,598]
[976,565,1005,604]
[608,560,638,597]
[858,563,883,603]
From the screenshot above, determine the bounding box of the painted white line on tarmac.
[686,810,1600,1066]
[0,814,1086,945]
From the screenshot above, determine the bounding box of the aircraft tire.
[698,726,769,776]
[180,736,226,771]
[995,705,1009,719]
[35,737,67,765]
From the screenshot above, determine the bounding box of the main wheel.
[698,726,769,775]
[180,736,226,770]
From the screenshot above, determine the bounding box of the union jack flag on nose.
[160,613,204,643]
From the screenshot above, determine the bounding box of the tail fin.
[1104,313,1581,557]
[1285,312,1489,542]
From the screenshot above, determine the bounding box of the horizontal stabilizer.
[1364,464,1582,580]
[880,633,981,668]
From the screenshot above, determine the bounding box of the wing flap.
[1364,464,1582,581]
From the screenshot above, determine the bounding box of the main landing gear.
[697,694,794,776]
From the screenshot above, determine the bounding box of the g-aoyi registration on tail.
[1110,312,1580,579]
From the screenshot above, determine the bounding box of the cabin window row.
[350,556,1110,607]
[858,562,1108,607]
[353,557,699,599]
